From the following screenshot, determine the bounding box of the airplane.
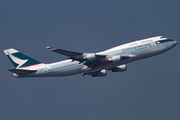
[3,36,177,78]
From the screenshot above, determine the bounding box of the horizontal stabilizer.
[8,69,37,74]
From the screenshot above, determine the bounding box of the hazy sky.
[1,0,180,120]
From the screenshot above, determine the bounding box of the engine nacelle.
[111,55,121,62]
[92,69,107,77]
[86,53,96,61]
[112,64,127,72]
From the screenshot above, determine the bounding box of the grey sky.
[1,0,180,120]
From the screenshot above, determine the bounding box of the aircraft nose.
[174,40,178,46]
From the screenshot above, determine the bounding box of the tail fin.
[3,48,42,68]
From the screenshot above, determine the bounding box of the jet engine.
[86,53,96,61]
[112,64,127,72]
[92,69,107,77]
[110,55,121,62]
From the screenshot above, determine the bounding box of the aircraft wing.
[46,46,107,64]
[46,46,82,57]
[46,46,136,68]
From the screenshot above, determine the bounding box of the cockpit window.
[156,39,175,44]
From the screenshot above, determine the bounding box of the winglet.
[46,46,54,50]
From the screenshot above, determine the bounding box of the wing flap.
[8,69,37,74]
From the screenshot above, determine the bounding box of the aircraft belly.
[45,64,88,76]
[88,62,124,73]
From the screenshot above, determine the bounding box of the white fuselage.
[14,36,177,77]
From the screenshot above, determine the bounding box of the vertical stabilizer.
[3,48,42,68]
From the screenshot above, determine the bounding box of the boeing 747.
[3,36,177,78]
